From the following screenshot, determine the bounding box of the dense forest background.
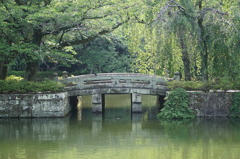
[1,0,240,83]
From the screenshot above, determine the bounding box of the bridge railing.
[60,73,167,90]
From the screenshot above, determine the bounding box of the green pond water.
[1,95,240,159]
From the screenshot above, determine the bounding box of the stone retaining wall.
[0,92,70,118]
[0,92,237,118]
[189,92,233,117]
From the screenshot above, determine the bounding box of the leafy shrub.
[0,80,64,94]
[8,70,62,81]
[229,93,240,118]
[7,71,25,78]
[6,75,24,81]
[167,81,204,91]
[157,88,195,119]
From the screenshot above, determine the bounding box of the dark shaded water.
[1,95,240,159]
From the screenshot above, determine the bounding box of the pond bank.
[0,92,237,118]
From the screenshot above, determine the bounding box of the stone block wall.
[0,91,236,118]
[189,92,233,117]
[0,92,70,118]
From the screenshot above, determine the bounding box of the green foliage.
[0,80,64,94]
[1,0,139,80]
[75,37,133,74]
[6,75,24,81]
[167,81,205,91]
[2,0,240,82]
[35,71,62,81]
[126,0,240,82]
[157,88,195,119]
[8,71,62,81]
[229,93,240,118]
[7,71,25,78]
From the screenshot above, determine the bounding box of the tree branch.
[168,0,185,12]
[154,0,193,24]
[42,12,116,36]
[59,18,130,47]
[154,5,170,23]
[58,30,65,44]
[1,0,18,22]
[42,23,78,36]
[200,8,228,16]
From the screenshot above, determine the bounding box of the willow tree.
[124,0,197,80]
[156,0,197,80]
[206,0,240,83]
[0,0,139,80]
[127,0,237,81]
[153,0,232,81]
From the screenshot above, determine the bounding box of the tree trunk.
[25,28,43,81]
[0,61,8,80]
[25,60,39,81]
[198,0,209,81]
[178,32,191,81]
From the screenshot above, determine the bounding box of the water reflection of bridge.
[60,73,168,113]
[0,114,161,142]
[0,117,235,159]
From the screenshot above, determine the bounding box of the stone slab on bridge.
[60,73,168,113]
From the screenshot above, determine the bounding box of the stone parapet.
[0,92,70,118]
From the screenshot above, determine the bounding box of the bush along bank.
[157,88,195,119]
[167,80,240,92]
[0,79,64,94]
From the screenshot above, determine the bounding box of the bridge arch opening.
[102,94,131,120]
[69,95,93,120]
[69,96,78,111]
[158,95,166,111]
[68,94,166,120]
[141,95,165,120]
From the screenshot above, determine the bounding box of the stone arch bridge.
[60,73,169,113]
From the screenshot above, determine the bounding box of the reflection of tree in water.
[159,119,196,142]
[0,118,69,159]
[158,118,240,159]
[1,118,240,159]
[159,118,240,143]
[142,106,158,120]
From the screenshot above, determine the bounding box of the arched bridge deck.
[60,73,169,113]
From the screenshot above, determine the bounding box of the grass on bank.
[0,75,64,94]
[167,79,240,91]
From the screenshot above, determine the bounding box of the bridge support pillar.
[131,93,142,113]
[92,94,103,113]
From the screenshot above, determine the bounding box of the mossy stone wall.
[189,93,233,117]
[0,92,70,118]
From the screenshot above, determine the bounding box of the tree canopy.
[0,0,140,80]
[127,0,240,82]
[1,0,240,84]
